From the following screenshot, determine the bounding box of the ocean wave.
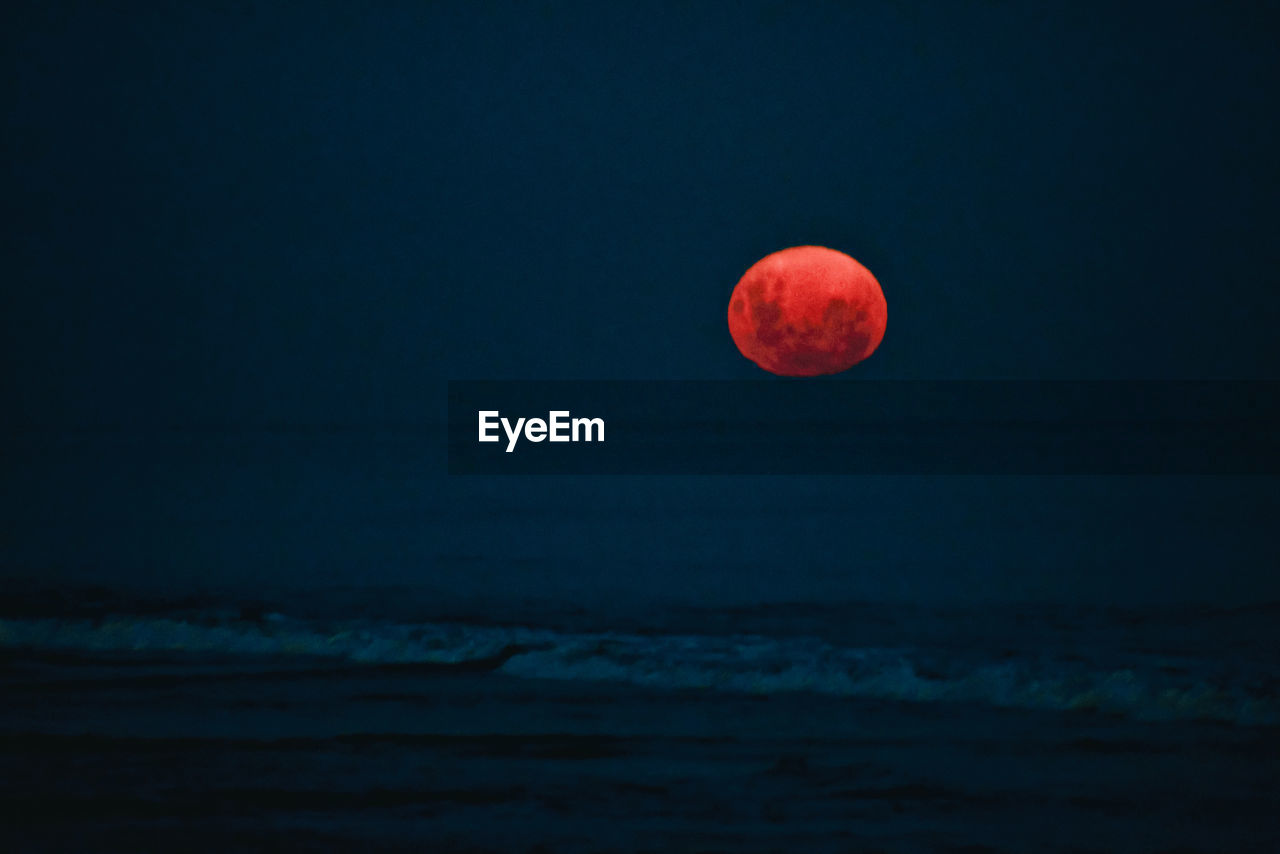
[0,613,1274,725]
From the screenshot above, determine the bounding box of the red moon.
[728,245,887,377]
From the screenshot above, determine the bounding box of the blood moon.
[728,246,887,377]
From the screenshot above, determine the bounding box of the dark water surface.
[2,588,1277,853]
[3,434,1278,850]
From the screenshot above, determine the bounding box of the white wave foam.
[1,615,1274,725]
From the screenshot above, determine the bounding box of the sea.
[2,584,1277,853]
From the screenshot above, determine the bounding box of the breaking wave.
[2,610,1275,726]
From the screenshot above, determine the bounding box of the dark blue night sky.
[4,1,1279,605]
